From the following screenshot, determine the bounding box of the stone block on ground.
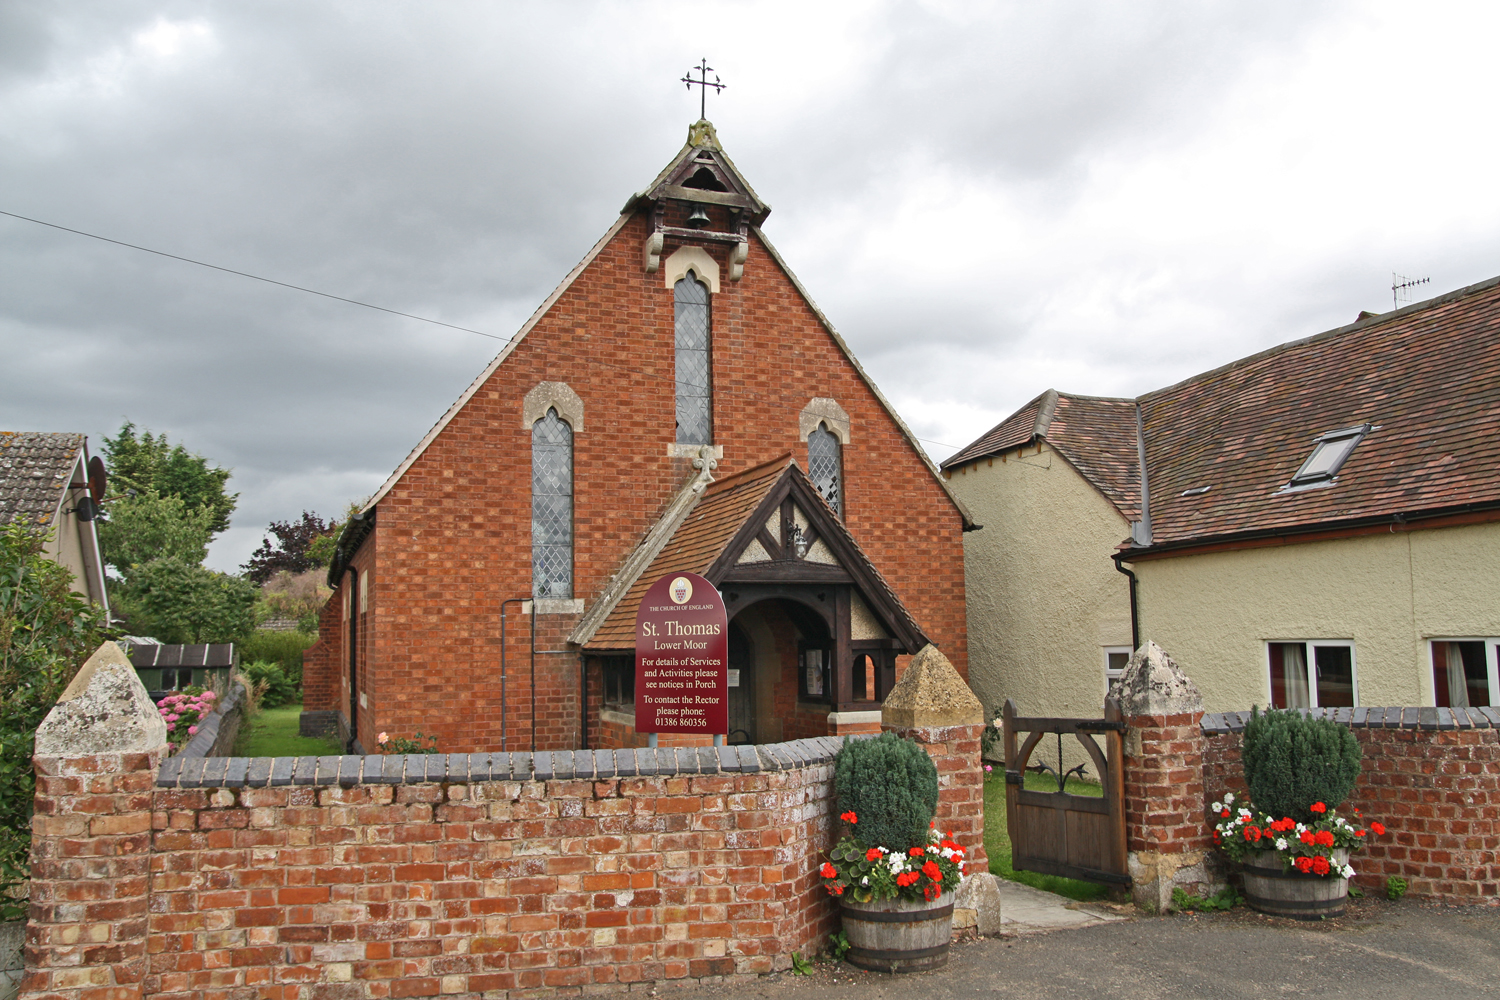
[952,872,1003,936]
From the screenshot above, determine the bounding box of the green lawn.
[232,703,343,757]
[984,769,1110,902]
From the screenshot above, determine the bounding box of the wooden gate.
[1002,699,1130,886]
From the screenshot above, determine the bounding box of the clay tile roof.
[942,392,1047,468]
[1140,275,1500,546]
[944,391,1141,520]
[0,432,85,529]
[585,457,790,650]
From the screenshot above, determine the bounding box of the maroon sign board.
[634,572,728,734]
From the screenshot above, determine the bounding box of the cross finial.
[681,59,725,120]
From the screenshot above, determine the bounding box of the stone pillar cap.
[1112,640,1203,718]
[34,641,168,756]
[881,643,984,729]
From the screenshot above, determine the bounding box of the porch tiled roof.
[585,457,788,650]
[0,432,84,529]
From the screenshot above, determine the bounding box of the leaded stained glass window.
[808,421,841,517]
[532,407,572,598]
[675,272,712,444]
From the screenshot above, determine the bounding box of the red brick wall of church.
[307,210,968,753]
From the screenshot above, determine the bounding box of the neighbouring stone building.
[302,119,975,754]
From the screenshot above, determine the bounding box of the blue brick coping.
[1200,706,1500,736]
[155,735,856,789]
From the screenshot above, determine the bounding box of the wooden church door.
[727,623,755,744]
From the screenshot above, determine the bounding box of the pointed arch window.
[532,407,573,598]
[674,271,712,444]
[808,421,842,517]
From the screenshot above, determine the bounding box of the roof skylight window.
[1287,423,1372,487]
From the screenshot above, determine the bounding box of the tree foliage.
[101,422,238,535]
[96,489,214,574]
[243,512,336,584]
[1242,707,1362,823]
[834,731,939,853]
[0,522,111,919]
[108,558,258,644]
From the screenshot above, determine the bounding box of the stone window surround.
[798,397,850,445]
[662,245,720,293]
[524,382,585,615]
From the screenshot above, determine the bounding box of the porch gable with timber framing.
[578,456,928,711]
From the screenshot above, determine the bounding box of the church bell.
[686,204,711,228]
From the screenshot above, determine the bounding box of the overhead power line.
[0,208,508,342]
[1,207,962,457]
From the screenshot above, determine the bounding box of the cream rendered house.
[948,275,1500,716]
[0,432,110,610]
[943,390,1140,719]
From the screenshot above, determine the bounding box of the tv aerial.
[1392,273,1430,310]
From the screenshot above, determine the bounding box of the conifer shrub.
[834,731,939,852]
[1242,707,1361,824]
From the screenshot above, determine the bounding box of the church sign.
[634,572,728,734]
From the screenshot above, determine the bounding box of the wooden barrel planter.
[840,892,954,973]
[1242,849,1350,920]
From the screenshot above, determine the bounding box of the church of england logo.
[669,576,693,604]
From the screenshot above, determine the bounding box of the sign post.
[634,572,728,739]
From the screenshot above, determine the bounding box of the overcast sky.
[5,1,1500,572]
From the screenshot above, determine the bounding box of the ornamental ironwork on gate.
[1002,699,1130,886]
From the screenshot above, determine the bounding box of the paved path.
[694,896,1500,1000]
[994,879,1127,935]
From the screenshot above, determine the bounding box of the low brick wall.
[1201,708,1500,902]
[25,730,987,1000]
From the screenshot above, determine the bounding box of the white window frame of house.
[1103,646,1131,693]
[1265,640,1359,709]
[1427,637,1500,708]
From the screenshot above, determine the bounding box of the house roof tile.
[0,432,85,530]
[1139,275,1500,546]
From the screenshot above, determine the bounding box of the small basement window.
[1287,423,1372,487]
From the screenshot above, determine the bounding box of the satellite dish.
[73,496,99,522]
[88,456,107,503]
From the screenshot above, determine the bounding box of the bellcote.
[626,119,770,280]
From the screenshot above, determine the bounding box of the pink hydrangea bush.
[155,688,217,750]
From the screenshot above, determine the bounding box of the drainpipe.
[1113,554,1140,651]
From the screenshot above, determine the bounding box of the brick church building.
[301,119,974,754]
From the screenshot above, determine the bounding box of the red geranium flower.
[831,883,844,895]
[896,872,920,887]
[909,847,926,858]
[1355,829,1366,838]
[1314,830,1335,847]
[1311,856,1331,876]
[1300,830,1316,845]
[922,860,942,881]
[1243,825,1262,842]
[1310,802,1327,814]
[1220,809,1231,818]
[924,883,940,901]
[840,811,858,824]
[866,847,883,862]
[1295,856,1313,873]
[821,862,837,879]
[1370,822,1386,836]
